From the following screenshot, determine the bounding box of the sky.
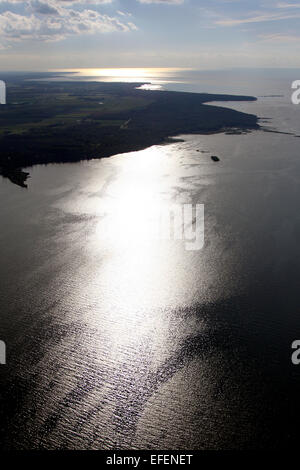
[0,0,300,70]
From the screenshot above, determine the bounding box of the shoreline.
[0,125,259,188]
[0,79,259,188]
[0,167,29,188]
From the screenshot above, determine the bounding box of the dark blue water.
[0,69,300,449]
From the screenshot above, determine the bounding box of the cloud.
[0,7,137,43]
[0,0,113,3]
[259,33,300,42]
[0,0,138,47]
[137,0,184,4]
[216,12,300,25]
[0,12,43,40]
[276,2,300,7]
[30,0,60,15]
[54,0,113,3]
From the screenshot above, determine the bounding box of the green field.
[0,83,153,136]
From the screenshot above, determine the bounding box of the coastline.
[0,80,259,188]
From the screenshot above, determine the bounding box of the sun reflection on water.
[51,67,189,87]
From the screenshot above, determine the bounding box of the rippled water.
[1,69,300,449]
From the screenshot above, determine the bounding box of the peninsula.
[0,75,259,187]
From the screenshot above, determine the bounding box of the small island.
[0,74,259,187]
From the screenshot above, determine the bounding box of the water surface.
[1,69,300,449]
